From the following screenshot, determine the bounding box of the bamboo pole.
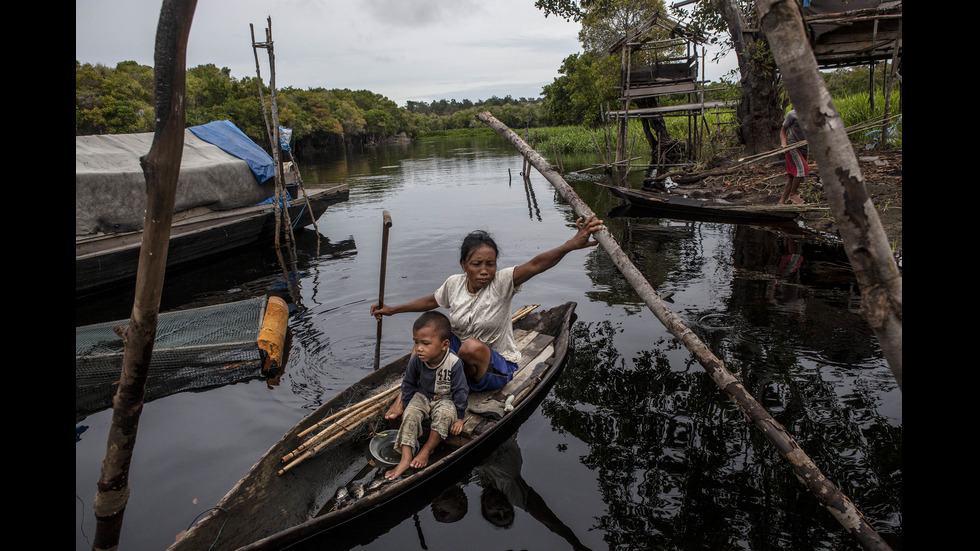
[282,397,393,463]
[92,2,197,549]
[375,211,393,370]
[278,399,391,476]
[252,17,301,288]
[296,383,401,440]
[511,304,540,323]
[474,110,890,551]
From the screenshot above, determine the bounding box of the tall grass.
[418,88,902,154]
[833,90,902,147]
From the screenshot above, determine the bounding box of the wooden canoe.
[597,182,811,222]
[168,302,577,551]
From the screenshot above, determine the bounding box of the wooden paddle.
[374,211,393,370]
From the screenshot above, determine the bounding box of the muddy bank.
[666,147,902,266]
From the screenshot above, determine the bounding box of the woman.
[372,215,603,419]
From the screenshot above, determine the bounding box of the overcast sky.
[76,0,736,108]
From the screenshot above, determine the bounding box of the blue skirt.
[449,334,517,392]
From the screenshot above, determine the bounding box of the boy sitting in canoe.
[386,311,468,480]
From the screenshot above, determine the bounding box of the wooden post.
[92,2,197,549]
[474,110,891,551]
[757,0,902,392]
[375,211,393,370]
[879,19,902,149]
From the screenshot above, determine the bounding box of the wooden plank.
[622,81,697,99]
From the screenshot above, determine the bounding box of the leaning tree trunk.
[757,0,902,390]
[717,0,783,155]
[92,2,197,550]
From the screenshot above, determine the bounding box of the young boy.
[385,311,468,480]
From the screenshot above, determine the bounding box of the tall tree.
[676,0,783,154]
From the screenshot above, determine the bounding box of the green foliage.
[76,60,155,135]
[542,52,620,127]
[822,65,896,97]
[76,60,559,151]
[76,60,429,151]
[832,89,903,147]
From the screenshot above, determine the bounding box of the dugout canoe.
[597,182,812,223]
[168,302,577,551]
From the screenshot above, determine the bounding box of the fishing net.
[76,296,273,420]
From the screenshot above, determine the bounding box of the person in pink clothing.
[779,109,809,205]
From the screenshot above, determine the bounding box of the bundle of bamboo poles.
[278,383,400,476]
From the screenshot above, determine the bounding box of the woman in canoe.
[371,215,603,419]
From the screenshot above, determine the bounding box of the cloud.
[82,1,694,106]
[360,0,486,28]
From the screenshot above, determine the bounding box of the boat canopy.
[76,120,276,236]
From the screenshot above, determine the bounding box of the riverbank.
[678,147,902,266]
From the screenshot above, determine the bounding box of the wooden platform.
[606,99,737,119]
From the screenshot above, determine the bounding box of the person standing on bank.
[779,108,809,205]
[372,215,604,420]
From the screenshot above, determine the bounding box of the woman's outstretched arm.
[513,215,603,287]
[371,294,439,320]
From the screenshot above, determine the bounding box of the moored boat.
[168,302,577,551]
[75,120,349,296]
[597,182,812,223]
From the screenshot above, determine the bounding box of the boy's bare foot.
[410,448,431,469]
[385,447,412,480]
[788,195,805,205]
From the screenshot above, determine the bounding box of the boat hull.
[599,183,804,223]
[168,303,576,551]
[75,184,348,296]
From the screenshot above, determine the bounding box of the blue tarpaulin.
[189,120,276,184]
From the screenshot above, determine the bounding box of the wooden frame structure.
[605,1,903,170]
[605,12,734,173]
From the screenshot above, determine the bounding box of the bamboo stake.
[511,304,539,323]
[285,400,380,461]
[475,110,889,550]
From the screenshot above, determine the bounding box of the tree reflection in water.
[543,318,901,550]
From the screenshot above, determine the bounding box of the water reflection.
[469,434,592,550]
[549,316,900,549]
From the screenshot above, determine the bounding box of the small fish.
[334,485,349,502]
[367,476,386,492]
[347,482,365,500]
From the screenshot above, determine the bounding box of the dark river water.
[75,134,902,550]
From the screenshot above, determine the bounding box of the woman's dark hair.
[459,230,499,264]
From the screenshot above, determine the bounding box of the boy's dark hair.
[459,230,499,264]
[414,311,452,341]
